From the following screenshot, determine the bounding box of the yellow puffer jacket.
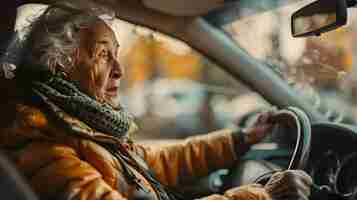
[0,103,270,200]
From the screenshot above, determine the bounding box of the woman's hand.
[223,170,312,200]
[264,170,313,200]
[242,110,276,145]
[224,184,271,200]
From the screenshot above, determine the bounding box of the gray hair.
[24,4,108,76]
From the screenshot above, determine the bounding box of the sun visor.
[142,0,225,16]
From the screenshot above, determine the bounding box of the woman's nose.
[111,59,123,79]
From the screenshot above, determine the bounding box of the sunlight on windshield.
[222,0,357,122]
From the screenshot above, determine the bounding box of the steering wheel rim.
[254,107,312,184]
[281,107,312,170]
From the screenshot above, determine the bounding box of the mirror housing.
[291,0,347,37]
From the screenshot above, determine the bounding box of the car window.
[218,0,357,123]
[114,22,270,139]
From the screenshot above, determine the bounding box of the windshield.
[215,0,357,122]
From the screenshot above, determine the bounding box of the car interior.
[2,0,357,199]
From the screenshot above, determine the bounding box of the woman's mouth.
[105,87,119,97]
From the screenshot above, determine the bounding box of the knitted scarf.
[32,77,134,138]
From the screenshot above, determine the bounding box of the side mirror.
[291,0,347,37]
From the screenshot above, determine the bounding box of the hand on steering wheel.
[226,107,313,200]
[241,109,277,145]
[255,107,313,200]
[264,170,313,200]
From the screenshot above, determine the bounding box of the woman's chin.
[93,92,119,108]
[105,95,121,109]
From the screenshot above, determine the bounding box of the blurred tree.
[124,34,203,87]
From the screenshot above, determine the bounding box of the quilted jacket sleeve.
[135,129,250,187]
[12,141,126,200]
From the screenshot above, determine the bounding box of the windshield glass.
[217,0,357,122]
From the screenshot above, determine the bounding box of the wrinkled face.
[70,20,123,108]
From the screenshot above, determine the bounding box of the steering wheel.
[254,107,312,184]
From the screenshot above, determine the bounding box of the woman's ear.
[69,48,80,71]
[73,48,80,65]
[62,49,79,81]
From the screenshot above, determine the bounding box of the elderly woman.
[0,3,312,200]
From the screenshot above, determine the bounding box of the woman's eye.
[99,50,111,61]
[101,50,108,57]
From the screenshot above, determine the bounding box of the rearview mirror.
[291,0,347,37]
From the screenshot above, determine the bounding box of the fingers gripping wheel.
[254,107,312,185]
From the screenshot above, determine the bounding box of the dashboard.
[308,123,357,199]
